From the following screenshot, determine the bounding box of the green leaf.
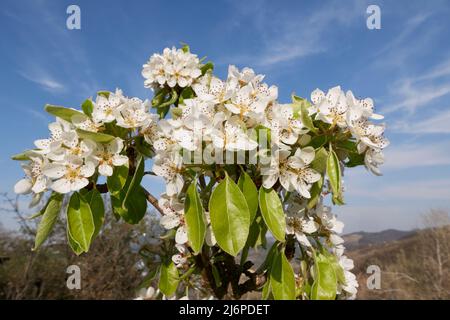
[157,89,178,118]
[200,61,214,75]
[237,171,258,222]
[181,44,190,53]
[33,193,63,250]
[311,253,337,300]
[307,177,323,210]
[209,174,250,256]
[254,125,271,146]
[84,189,105,238]
[76,129,115,143]
[270,249,296,300]
[11,150,35,161]
[135,136,154,158]
[159,261,179,296]
[345,151,365,168]
[259,188,286,242]
[67,192,95,252]
[179,87,195,105]
[44,105,85,123]
[292,96,318,133]
[262,279,271,300]
[184,181,206,255]
[107,164,129,196]
[246,215,263,248]
[322,250,346,285]
[336,140,357,152]
[309,135,328,149]
[327,147,344,205]
[151,87,169,107]
[122,155,145,210]
[97,91,110,98]
[67,225,84,256]
[112,186,147,224]
[310,147,328,173]
[81,99,94,117]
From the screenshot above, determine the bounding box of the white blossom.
[90,138,128,176]
[43,155,95,194]
[142,47,202,89]
[92,89,125,124]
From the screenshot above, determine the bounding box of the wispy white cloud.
[22,107,51,124]
[383,141,450,170]
[383,79,450,114]
[6,1,101,98]
[393,108,450,134]
[17,69,65,93]
[225,0,365,67]
[371,12,433,67]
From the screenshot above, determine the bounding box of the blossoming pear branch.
[12,45,389,300]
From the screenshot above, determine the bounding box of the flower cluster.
[142,46,202,89]
[14,90,152,198]
[312,86,388,175]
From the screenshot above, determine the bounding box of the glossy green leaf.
[200,61,214,75]
[134,136,154,158]
[184,181,206,255]
[181,44,190,53]
[178,87,195,105]
[259,188,286,242]
[309,135,328,149]
[292,95,318,133]
[237,171,258,222]
[44,105,85,123]
[76,129,115,143]
[112,186,147,224]
[310,147,328,173]
[209,174,250,256]
[97,91,110,98]
[311,253,337,300]
[33,193,63,250]
[67,192,95,252]
[307,177,324,210]
[151,87,169,107]
[322,250,346,284]
[270,249,296,300]
[159,261,179,296]
[345,151,365,168]
[327,147,344,204]
[11,150,35,161]
[262,279,271,300]
[81,99,94,117]
[107,164,129,196]
[84,189,105,238]
[67,225,84,255]
[122,155,145,209]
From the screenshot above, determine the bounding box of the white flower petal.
[43,164,66,179]
[51,178,72,194]
[175,225,188,244]
[98,163,113,176]
[14,179,32,194]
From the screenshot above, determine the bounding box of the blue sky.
[1,0,450,233]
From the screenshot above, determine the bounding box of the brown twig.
[142,188,164,215]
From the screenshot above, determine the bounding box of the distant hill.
[343,229,417,250]
[347,225,450,299]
